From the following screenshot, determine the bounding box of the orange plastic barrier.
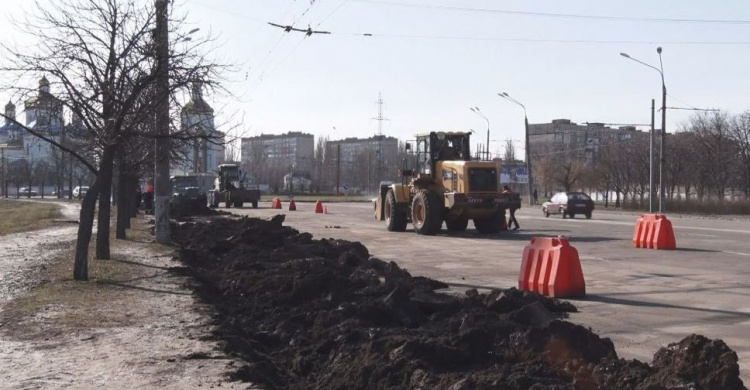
[288,199,297,211]
[518,237,586,298]
[271,198,281,209]
[314,200,324,213]
[633,213,676,250]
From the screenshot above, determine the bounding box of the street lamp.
[620,48,667,213]
[498,92,533,206]
[469,107,490,160]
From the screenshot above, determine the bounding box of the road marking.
[723,251,750,257]
[684,233,720,238]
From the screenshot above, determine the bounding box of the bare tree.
[503,139,517,162]
[1,0,226,280]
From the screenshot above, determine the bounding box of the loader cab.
[414,132,472,176]
[218,164,242,190]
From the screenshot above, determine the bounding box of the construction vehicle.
[207,163,260,208]
[374,131,521,235]
[170,175,210,212]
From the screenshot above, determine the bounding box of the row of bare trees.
[534,111,750,207]
[1,0,227,280]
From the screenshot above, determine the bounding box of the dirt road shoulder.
[0,213,250,389]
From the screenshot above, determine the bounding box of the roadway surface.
[230,201,750,381]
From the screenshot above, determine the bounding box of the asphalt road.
[230,201,750,381]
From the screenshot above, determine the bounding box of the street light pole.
[498,93,533,206]
[650,99,655,213]
[657,47,666,213]
[620,48,667,213]
[469,107,490,160]
[154,0,171,244]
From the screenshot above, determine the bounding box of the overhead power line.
[340,31,750,45]
[352,0,750,25]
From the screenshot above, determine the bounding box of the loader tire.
[385,189,407,232]
[412,190,443,235]
[252,200,258,209]
[445,216,469,232]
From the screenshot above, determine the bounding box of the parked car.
[542,191,595,219]
[73,186,90,199]
[19,187,39,197]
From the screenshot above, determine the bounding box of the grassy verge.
[621,198,750,215]
[1,215,167,339]
[0,199,63,235]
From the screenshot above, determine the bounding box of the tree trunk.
[116,170,128,239]
[95,145,116,260]
[74,178,100,281]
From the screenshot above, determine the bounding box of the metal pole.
[525,115,533,206]
[660,83,666,213]
[650,99,655,213]
[335,144,340,196]
[154,0,171,243]
[486,124,490,161]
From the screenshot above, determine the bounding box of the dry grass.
[1,214,172,339]
[621,198,750,216]
[0,199,62,235]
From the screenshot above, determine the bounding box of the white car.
[73,186,90,199]
[19,187,39,196]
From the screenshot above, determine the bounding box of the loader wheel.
[445,216,469,232]
[235,201,243,208]
[252,201,258,209]
[411,190,443,235]
[385,189,407,232]
[474,212,504,234]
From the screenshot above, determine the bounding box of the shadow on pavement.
[583,294,750,319]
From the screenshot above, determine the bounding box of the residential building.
[240,131,315,179]
[325,134,399,192]
[528,119,643,164]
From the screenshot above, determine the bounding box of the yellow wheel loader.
[374,131,521,235]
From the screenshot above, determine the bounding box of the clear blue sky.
[3,0,750,158]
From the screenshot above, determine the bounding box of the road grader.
[374,131,521,235]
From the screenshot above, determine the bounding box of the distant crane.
[268,22,331,36]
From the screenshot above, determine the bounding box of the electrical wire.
[315,0,350,28]
[336,31,750,45]
[351,0,750,25]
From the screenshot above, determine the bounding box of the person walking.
[532,188,538,206]
[503,185,520,230]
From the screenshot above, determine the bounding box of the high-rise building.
[529,119,643,164]
[325,135,399,191]
[241,132,315,177]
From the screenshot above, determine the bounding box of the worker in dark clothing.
[503,185,520,230]
[532,188,538,205]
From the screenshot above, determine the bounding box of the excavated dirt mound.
[170,198,225,220]
[171,216,746,390]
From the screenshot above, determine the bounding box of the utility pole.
[154,0,171,243]
[650,99,655,213]
[658,48,667,213]
[335,144,341,196]
[1,147,5,198]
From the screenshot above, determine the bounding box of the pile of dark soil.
[169,198,223,220]
[172,216,745,390]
